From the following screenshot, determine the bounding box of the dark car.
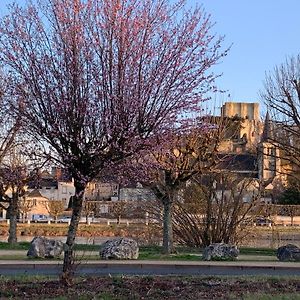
[255,217,273,226]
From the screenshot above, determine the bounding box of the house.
[28,167,75,209]
[85,181,119,201]
[20,189,50,221]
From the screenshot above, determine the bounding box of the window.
[266,147,276,157]
[269,159,276,171]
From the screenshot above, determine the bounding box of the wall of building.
[221,102,260,121]
[119,187,156,202]
[36,181,75,208]
[85,181,119,201]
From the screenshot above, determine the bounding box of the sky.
[1,0,300,113]
[191,0,300,112]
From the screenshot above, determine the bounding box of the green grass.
[138,252,201,260]
[0,241,30,250]
[0,242,281,261]
[137,245,201,260]
[73,243,99,251]
[0,255,29,260]
[239,247,276,256]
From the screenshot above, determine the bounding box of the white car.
[58,216,72,223]
[32,215,53,223]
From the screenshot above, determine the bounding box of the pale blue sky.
[1,0,300,108]
[193,0,300,106]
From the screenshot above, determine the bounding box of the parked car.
[57,216,72,223]
[255,217,273,226]
[32,214,53,223]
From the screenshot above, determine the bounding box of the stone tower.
[220,102,263,152]
[221,102,260,121]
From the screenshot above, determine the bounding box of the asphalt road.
[1,260,300,277]
[1,250,299,277]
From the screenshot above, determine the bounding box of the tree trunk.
[162,198,174,254]
[61,179,86,284]
[202,197,213,247]
[8,193,18,245]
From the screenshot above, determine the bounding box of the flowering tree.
[0,0,227,281]
[0,73,19,163]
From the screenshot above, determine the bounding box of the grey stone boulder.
[277,244,300,261]
[203,243,239,261]
[27,236,64,258]
[100,237,139,260]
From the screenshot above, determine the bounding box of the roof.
[27,189,44,198]
[27,178,58,189]
[261,111,274,142]
[217,153,258,174]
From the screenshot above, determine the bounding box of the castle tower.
[221,102,260,121]
[220,102,263,152]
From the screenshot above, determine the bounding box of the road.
[0,259,300,276]
[1,250,299,277]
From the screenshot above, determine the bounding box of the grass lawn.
[0,242,279,261]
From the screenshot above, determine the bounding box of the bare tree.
[261,55,300,173]
[0,72,21,244]
[110,200,129,224]
[0,0,227,281]
[173,172,261,247]
[0,165,27,243]
[82,200,97,224]
[0,139,46,244]
[18,197,34,223]
[45,200,65,223]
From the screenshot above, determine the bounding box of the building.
[21,189,49,221]
[219,102,263,153]
[28,168,75,209]
[85,181,119,201]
